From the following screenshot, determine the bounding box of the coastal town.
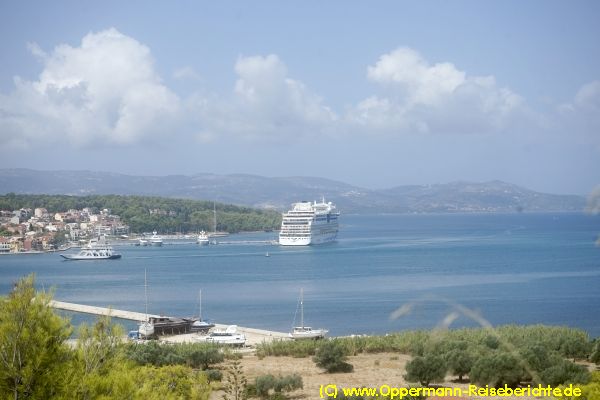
[0,206,129,253]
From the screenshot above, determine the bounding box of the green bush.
[541,359,590,386]
[256,339,320,358]
[470,352,525,388]
[255,373,303,398]
[590,339,600,364]
[186,345,225,370]
[313,340,354,373]
[256,374,276,398]
[204,369,223,382]
[404,354,446,386]
[125,341,225,370]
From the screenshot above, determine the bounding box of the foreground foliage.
[0,275,72,399]
[0,274,213,399]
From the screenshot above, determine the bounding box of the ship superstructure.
[279,199,339,246]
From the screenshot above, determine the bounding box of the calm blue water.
[1,213,599,337]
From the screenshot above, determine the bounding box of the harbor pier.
[49,300,290,345]
[50,300,159,322]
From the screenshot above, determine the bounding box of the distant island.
[0,169,586,213]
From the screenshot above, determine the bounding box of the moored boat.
[191,289,214,332]
[138,269,154,338]
[149,231,163,246]
[197,231,209,246]
[204,325,246,346]
[289,288,327,340]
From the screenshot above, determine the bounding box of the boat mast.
[199,289,202,321]
[213,201,217,234]
[144,269,149,322]
[300,288,304,329]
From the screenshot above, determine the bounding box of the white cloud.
[349,47,525,135]
[0,28,180,149]
[2,31,595,155]
[367,47,466,106]
[173,66,202,81]
[556,80,600,146]
[188,54,337,141]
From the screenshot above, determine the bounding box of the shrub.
[591,339,600,364]
[313,340,354,373]
[186,345,224,370]
[404,354,446,386]
[256,374,276,398]
[470,352,525,388]
[541,359,590,386]
[255,374,303,398]
[204,369,223,382]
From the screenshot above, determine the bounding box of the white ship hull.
[279,236,312,246]
[279,231,338,246]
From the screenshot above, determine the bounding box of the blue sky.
[1,1,599,195]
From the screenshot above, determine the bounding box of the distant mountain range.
[0,169,585,213]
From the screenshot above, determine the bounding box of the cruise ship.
[279,199,339,246]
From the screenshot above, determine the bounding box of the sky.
[0,1,599,195]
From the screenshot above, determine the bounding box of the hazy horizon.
[1,2,599,196]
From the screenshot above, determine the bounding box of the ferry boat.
[279,199,339,246]
[61,236,121,260]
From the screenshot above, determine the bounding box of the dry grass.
[210,352,557,400]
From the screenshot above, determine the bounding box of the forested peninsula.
[0,194,282,234]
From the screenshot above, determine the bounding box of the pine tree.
[0,274,72,399]
[222,359,247,400]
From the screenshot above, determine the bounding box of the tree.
[222,359,247,400]
[559,334,592,360]
[76,314,124,374]
[445,349,474,382]
[590,339,600,365]
[186,344,224,370]
[404,354,447,386]
[0,274,72,399]
[135,364,210,400]
[469,352,525,388]
[313,340,354,373]
[540,359,590,386]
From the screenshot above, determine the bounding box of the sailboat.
[289,288,328,340]
[208,201,229,238]
[138,269,155,338]
[191,289,215,333]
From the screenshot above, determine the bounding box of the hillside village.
[0,206,129,253]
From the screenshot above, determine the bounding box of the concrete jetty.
[50,300,159,322]
[49,300,290,345]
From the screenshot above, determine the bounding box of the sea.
[1,213,599,338]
